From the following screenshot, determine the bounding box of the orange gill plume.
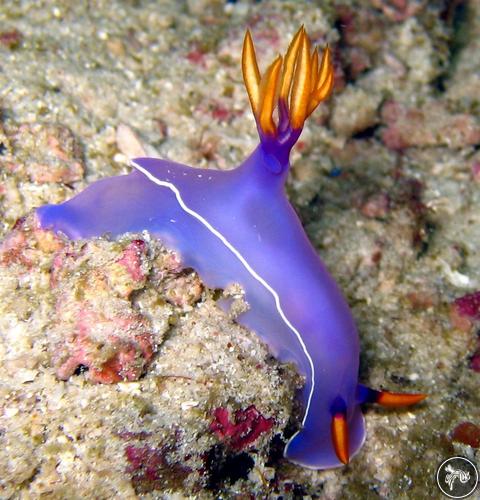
[242,26,334,137]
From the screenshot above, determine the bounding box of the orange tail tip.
[376,391,427,408]
[357,384,427,407]
[242,27,334,137]
[331,413,350,465]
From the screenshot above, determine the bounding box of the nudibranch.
[36,27,426,469]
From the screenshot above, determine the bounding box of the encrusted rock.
[2,122,84,184]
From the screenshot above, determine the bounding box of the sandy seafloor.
[0,0,480,498]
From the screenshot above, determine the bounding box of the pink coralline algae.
[0,29,22,49]
[186,47,207,68]
[450,291,480,372]
[450,290,480,333]
[209,406,274,451]
[125,444,192,493]
[472,162,480,182]
[371,0,425,22]
[451,422,480,448]
[360,192,390,219]
[0,216,64,269]
[50,239,154,383]
[198,99,243,124]
[381,101,480,150]
[453,291,480,320]
[53,305,153,383]
[115,239,148,284]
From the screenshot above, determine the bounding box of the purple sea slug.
[36,27,425,469]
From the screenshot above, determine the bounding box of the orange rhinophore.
[331,412,350,465]
[242,26,334,137]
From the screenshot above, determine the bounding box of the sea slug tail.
[356,384,427,407]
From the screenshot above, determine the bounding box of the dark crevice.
[266,434,285,466]
[351,124,380,140]
[204,445,254,490]
[434,0,470,93]
[73,364,89,375]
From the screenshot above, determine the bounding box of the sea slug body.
[36,27,425,469]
